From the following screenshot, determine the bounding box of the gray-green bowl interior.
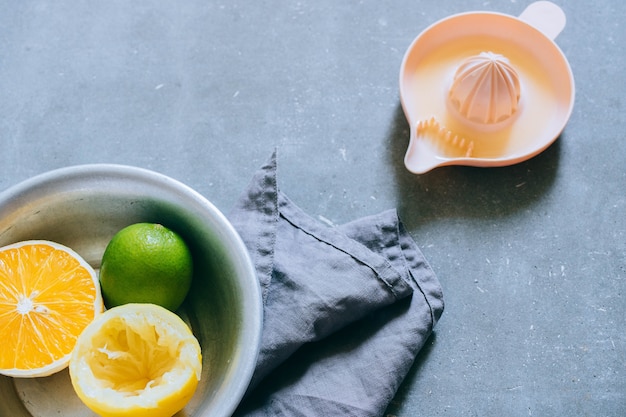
[0,164,262,417]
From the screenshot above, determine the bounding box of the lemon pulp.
[69,303,202,417]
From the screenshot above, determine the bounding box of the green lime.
[99,223,193,312]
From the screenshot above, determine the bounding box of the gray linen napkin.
[228,152,444,417]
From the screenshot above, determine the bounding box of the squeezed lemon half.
[69,303,202,417]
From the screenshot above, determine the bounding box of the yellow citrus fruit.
[99,223,194,312]
[0,240,102,377]
[69,303,202,417]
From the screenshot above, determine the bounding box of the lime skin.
[99,223,193,312]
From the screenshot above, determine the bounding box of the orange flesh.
[0,243,99,372]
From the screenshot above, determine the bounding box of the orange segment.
[0,240,102,377]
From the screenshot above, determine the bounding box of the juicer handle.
[519,1,566,40]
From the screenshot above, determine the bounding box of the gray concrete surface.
[0,1,623,416]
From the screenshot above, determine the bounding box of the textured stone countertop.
[1,1,624,415]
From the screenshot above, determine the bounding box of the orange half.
[0,240,103,377]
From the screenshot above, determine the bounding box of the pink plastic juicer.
[399,1,575,174]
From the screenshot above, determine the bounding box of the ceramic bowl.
[0,164,262,417]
